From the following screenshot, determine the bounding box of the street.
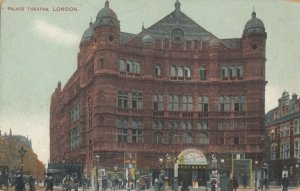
[0,185,296,191]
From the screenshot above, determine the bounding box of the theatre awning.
[177,149,208,166]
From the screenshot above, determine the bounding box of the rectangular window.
[294,119,300,135]
[294,141,300,158]
[71,105,80,123]
[280,144,290,159]
[132,120,143,144]
[118,91,128,108]
[271,146,276,160]
[234,136,239,145]
[132,92,143,110]
[70,127,80,149]
[117,119,128,142]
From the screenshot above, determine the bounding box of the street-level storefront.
[177,149,208,188]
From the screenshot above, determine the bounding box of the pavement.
[1,185,299,191]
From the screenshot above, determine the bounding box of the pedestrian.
[263,177,269,190]
[211,177,217,191]
[29,176,36,191]
[282,174,289,191]
[232,176,238,191]
[227,176,233,191]
[180,179,189,191]
[46,176,54,191]
[259,178,264,190]
[220,172,228,191]
[102,177,108,191]
[158,170,164,191]
[15,175,25,191]
[242,174,247,188]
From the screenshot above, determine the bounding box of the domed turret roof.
[94,0,119,29]
[142,34,154,44]
[80,22,94,44]
[243,11,266,38]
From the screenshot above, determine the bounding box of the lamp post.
[254,160,258,191]
[18,146,27,176]
[220,159,225,175]
[158,158,164,191]
[96,154,100,191]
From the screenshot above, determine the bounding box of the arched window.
[168,95,179,111]
[229,65,236,79]
[170,133,180,144]
[177,67,183,77]
[200,67,207,80]
[170,66,176,77]
[133,61,141,73]
[218,96,224,112]
[203,96,209,112]
[126,60,133,73]
[183,132,193,144]
[225,96,230,111]
[171,28,184,42]
[153,131,163,144]
[222,66,228,79]
[119,59,126,71]
[184,66,191,79]
[153,94,164,111]
[155,65,161,77]
[198,133,209,144]
[197,121,208,130]
[237,65,244,79]
[153,120,163,129]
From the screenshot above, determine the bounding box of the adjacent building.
[265,91,300,184]
[50,0,267,186]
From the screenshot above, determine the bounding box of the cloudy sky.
[0,0,299,165]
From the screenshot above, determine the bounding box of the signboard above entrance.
[177,149,208,166]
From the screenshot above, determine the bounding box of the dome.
[80,22,94,44]
[243,11,266,38]
[142,34,154,44]
[94,0,119,29]
[208,36,221,48]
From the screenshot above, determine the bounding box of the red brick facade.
[50,0,266,183]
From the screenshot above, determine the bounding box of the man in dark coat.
[15,175,25,191]
[46,176,54,191]
[282,174,289,191]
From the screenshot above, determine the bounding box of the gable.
[141,10,215,41]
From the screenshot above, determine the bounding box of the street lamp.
[254,160,258,191]
[220,159,225,174]
[96,154,100,191]
[159,158,164,169]
[158,158,164,191]
[295,163,299,186]
[18,146,27,175]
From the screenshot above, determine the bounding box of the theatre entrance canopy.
[177,149,208,169]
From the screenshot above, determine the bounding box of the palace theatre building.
[49,0,267,187]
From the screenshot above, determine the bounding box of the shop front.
[177,149,208,188]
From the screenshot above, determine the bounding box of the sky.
[0,0,299,165]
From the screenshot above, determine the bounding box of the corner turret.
[242,9,267,80]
